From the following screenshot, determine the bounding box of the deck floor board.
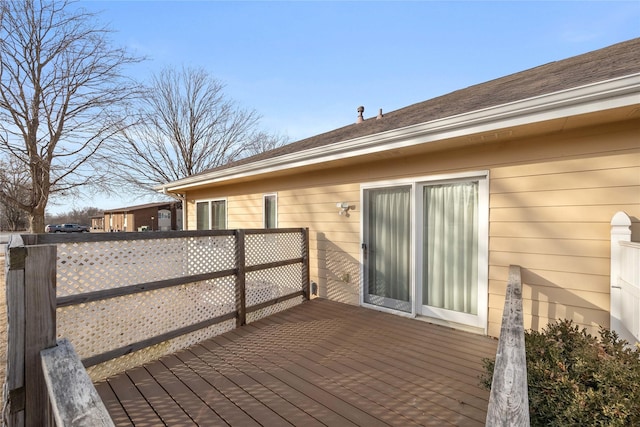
[96,299,497,426]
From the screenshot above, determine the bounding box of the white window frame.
[195,198,227,230]
[360,170,489,333]
[263,193,278,229]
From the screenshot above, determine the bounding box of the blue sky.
[54,0,640,213]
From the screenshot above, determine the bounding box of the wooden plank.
[125,366,196,426]
[40,339,114,426]
[233,320,443,426]
[198,338,360,427]
[97,299,499,426]
[24,244,56,427]
[222,329,391,427]
[244,257,303,273]
[235,230,246,327]
[144,356,229,425]
[486,265,530,426]
[29,229,236,244]
[186,345,329,427]
[172,349,286,427]
[93,382,133,426]
[302,228,310,300]
[274,312,489,424]
[262,302,494,411]
[172,349,264,426]
[107,373,165,426]
[5,237,26,425]
[244,227,307,235]
[245,290,304,312]
[56,268,236,307]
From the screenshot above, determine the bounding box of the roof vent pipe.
[356,106,364,124]
[377,108,383,120]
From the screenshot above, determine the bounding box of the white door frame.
[360,170,489,333]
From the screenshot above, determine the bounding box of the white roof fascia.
[161,73,640,193]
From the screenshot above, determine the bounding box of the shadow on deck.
[96,299,497,426]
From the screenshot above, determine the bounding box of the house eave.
[159,73,640,193]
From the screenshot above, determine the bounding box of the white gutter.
[160,73,640,193]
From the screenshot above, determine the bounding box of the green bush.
[481,319,640,426]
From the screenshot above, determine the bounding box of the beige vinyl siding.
[184,118,639,337]
[486,122,639,336]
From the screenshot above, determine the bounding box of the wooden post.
[24,245,57,427]
[301,228,310,300]
[41,339,114,426]
[486,265,530,427]
[235,230,246,327]
[5,239,57,427]
[5,236,27,427]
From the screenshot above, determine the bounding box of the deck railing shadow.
[4,228,309,427]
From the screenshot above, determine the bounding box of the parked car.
[45,224,90,233]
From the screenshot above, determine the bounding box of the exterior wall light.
[336,202,353,216]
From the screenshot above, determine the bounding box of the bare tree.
[105,66,288,194]
[0,0,142,232]
[0,156,29,231]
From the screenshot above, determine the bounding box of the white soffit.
[162,73,640,192]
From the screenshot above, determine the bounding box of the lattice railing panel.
[56,238,186,296]
[86,319,236,382]
[185,235,236,275]
[57,275,235,360]
[246,263,303,307]
[247,296,304,324]
[245,232,303,267]
[48,229,306,381]
[56,235,236,297]
[245,263,304,323]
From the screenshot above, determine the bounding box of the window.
[196,202,209,230]
[211,200,226,230]
[196,199,227,230]
[263,193,277,228]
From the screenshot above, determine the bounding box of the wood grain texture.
[486,265,530,426]
[41,339,114,427]
[98,299,498,426]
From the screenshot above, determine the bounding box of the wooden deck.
[95,299,498,426]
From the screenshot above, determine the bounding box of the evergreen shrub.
[481,319,640,426]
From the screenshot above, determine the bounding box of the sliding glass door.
[362,173,488,330]
[363,186,412,312]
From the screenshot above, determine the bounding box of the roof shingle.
[199,38,640,176]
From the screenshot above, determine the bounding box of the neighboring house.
[159,39,640,338]
[91,215,105,231]
[103,202,182,232]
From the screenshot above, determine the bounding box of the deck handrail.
[485,265,530,427]
[40,339,113,426]
[4,228,310,427]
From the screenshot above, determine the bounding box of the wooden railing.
[610,211,640,345]
[4,228,310,427]
[41,339,113,426]
[485,265,530,427]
